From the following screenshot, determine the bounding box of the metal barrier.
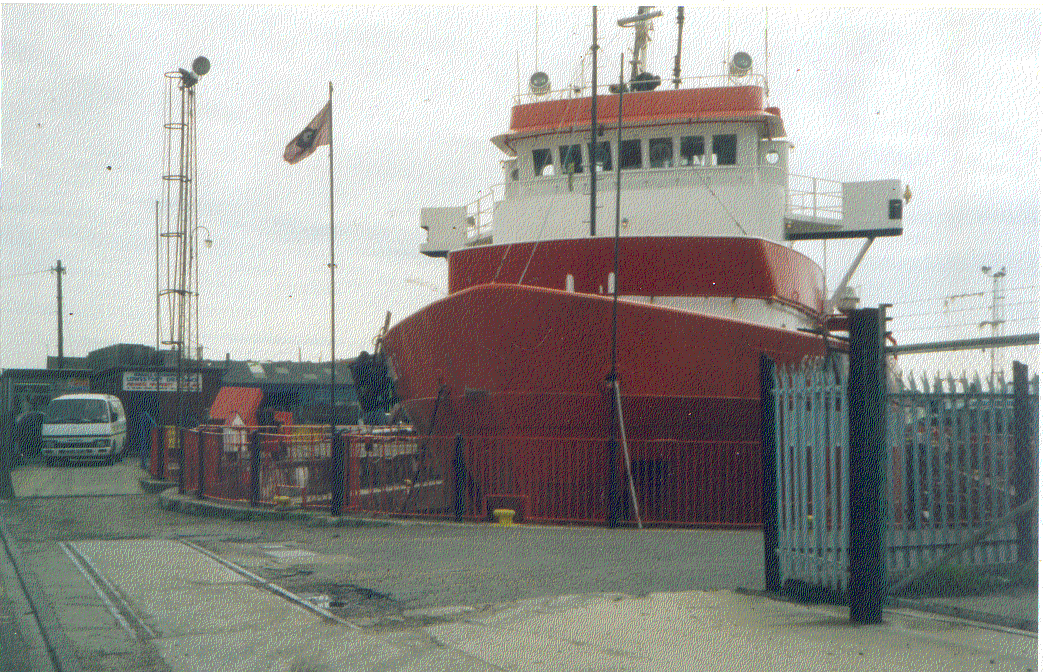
[166,425,762,528]
[258,428,332,509]
[885,372,1038,573]
[773,360,850,593]
[344,434,761,527]
[149,425,180,482]
[770,356,1037,596]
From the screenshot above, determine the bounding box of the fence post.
[453,434,464,522]
[249,430,260,508]
[760,354,781,593]
[177,427,185,495]
[330,430,343,517]
[848,307,887,624]
[606,376,621,528]
[196,430,205,500]
[342,432,353,514]
[1012,361,1035,565]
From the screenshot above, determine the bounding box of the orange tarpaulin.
[209,387,264,426]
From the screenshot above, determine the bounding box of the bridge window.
[559,144,584,174]
[619,139,642,170]
[533,148,555,176]
[649,137,674,168]
[712,134,737,166]
[589,141,612,172]
[680,136,704,166]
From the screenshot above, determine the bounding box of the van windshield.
[43,399,110,424]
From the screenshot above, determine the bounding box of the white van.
[40,393,127,465]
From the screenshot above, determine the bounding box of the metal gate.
[768,353,1037,600]
[771,357,850,594]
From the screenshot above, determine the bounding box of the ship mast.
[619,6,663,82]
[589,7,599,237]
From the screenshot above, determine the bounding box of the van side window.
[712,134,737,166]
[558,144,584,174]
[533,148,555,176]
[680,136,704,166]
[649,137,674,168]
[619,139,642,170]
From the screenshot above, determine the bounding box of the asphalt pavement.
[0,461,1038,671]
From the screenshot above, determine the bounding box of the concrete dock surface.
[5,537,1037,671]
[1,468,1037,671]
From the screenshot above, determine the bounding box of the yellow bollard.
[493,508,515,527]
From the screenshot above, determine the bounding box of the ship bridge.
[420,73,904,257]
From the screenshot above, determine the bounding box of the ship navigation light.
[729,52,753,77]
[529,71,551,96]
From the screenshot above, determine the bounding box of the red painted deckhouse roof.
[209,386,264,426]
[494,85,785,153]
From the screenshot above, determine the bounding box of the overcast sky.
[1,5,1039,377]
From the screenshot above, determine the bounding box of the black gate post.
[848,307,887,624]
[177,427,185,495]
[330,430,344,517]
[453,434,464,522]
[196,429,205,500]
[760,354,781,593]
[606,379,620,528]
[606,435,620,528]
[249,430,260,508]
[1012,361,1035,565]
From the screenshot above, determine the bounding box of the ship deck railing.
[786,173,843,223]
[461,170,845,246]
[512,73,768,107]
[464,183,504,243]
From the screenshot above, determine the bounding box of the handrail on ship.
[464,183,505,242]
[786,174,843,221]
[512,73,768,107]
[459,170,844,246]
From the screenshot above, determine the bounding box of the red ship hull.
[384,282,826,442]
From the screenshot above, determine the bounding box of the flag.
[283,101,331,165]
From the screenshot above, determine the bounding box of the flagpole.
[327,81,343,516]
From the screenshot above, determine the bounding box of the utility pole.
[980,266,1006,388]
[52,260,66,369]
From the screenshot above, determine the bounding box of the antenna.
[764,7,769,96]
[534,6,539,73]
[672,6,685,89]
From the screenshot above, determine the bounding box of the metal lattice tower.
[159,61,208,366]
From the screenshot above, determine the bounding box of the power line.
[892,298,1039,320]
[887,284,1038,307]
[0,269,51,280]
[892,315,1041,336]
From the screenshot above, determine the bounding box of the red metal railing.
[160,426,762,528]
